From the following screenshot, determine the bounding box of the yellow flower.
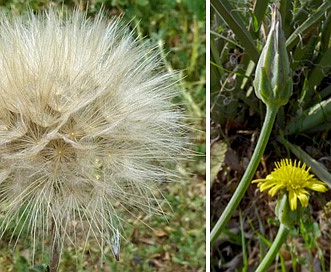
[252,159,328,210]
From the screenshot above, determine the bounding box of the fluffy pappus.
[0,9,187,262]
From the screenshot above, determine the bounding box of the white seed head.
[0,9,186,259]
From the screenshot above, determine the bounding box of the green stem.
[256,224,289,272]
[210,105,279,245]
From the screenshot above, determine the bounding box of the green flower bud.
[253,5,293,108]
[275,193,302,229]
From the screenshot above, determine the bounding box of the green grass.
[0,1,206,271]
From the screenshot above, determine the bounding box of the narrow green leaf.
[292,0,324,25]
[240,210,248,271]
[279,0,294,37]
[285,97,331,134]
[320,84,331,99]
[320,10,331,52]
[221,228,242,245]
[210,31,243,49]
[28,264,49,272]
[286,1,331,50]
[210,38,224,90]
[305,47,331,101]
[251,0,269,32]
[211,0,259,62]
[291,31,318,72]
[240,59,256,90]
[251,13,259,32]
[257,232,272,247]
[210,61,249,78]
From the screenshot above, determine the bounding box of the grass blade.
[211,0,259,62]
[286,1,331,50]
[239,210,248,271]
[305,47,331,102]
[279,0,294,37]
[251,0,269,32]
[285,97,331,134]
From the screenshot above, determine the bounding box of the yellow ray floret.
[252,159,327,210]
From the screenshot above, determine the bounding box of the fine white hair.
[0,9,186,260]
